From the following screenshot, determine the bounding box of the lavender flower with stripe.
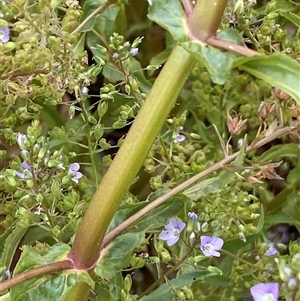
[250,282,279,301]
[200,235,224,257]
[263,242,278,256]
[68,162,83,183]
[0,26,9,43]
[15,162,32,179]
[159,218,186,246]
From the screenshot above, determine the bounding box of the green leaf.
[0,224,14,256]
[233,54,300,104]
[95,231,145,278]
[80,0,120,32]
[147,0,188,42]
[132,196,187,231]
[264,212,300,227]
[267,187,293,213]
[139,271,218,301]
[256,143,300,162]
[287,167,300,185]
[204,274,231,287]
[217,28,245,46]
[181,41,236,85]
[0,225,28,272]
[183,171,236,201]
[10,243,94,301]
[107,202,146,233]
[13,243,70,275]
[0,293,10,301]
[72,33,86,57]
[279,11,300,28]
[10,271,94,301]
[282,190,300,231]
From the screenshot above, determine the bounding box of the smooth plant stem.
[188,0,229,41]
[158,136,178,182]
[69,45,195,270]
[182,0,193,16]
[220,249,257,268]
[80,100,99,187]
[101,120,300,249]
[207,37,259,57]
[0,260,74,292]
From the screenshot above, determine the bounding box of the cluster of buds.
[109,33,143,61]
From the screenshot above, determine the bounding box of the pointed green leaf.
[217,28,245,45]
[132,196,186,231]
[279,11,300,28]
[183,171,236,201]
[0,226,28,272]
[95,231,145,278]
[182,41,236,85]
[72,33,86,57]
[80,0,120,32]
[10,243,94,301]
[282,190,300,229]
[147,0,188,42]
[233,54,300,104]
[257,143,300,162]
[139,271,218,301]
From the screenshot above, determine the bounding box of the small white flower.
[81,87,89,95]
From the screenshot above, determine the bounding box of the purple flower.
[288,278,297,289]
[68,162,83,183]
[0,26,9,43]
[159,218,186,246]
[250,283,279,301]
[200,235,224,257]
[129,47,139,56]
[262,242,278,256]
[174,134,185,143]
[188,212,198,221]
[15,162,32,179]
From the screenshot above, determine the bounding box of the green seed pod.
[97,101,108,118]
[260,26,271,36]
[52,225,61,239]
[99,138,110,150]
[0,150,7,157]
[3,42,15,53]
[5,94,16,105]
[130,256,145,269]
[94,127,104,140]
[123,274,132,294]
[102,155,112,166]
[88,116,97,124]
[274,30,286,42]
[14,49,28,64]
[160,248,171,262]
[112,119,126,129]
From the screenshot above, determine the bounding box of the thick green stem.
[68,1,230,300]
[188,0,229,41]
[69,45,195,269]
